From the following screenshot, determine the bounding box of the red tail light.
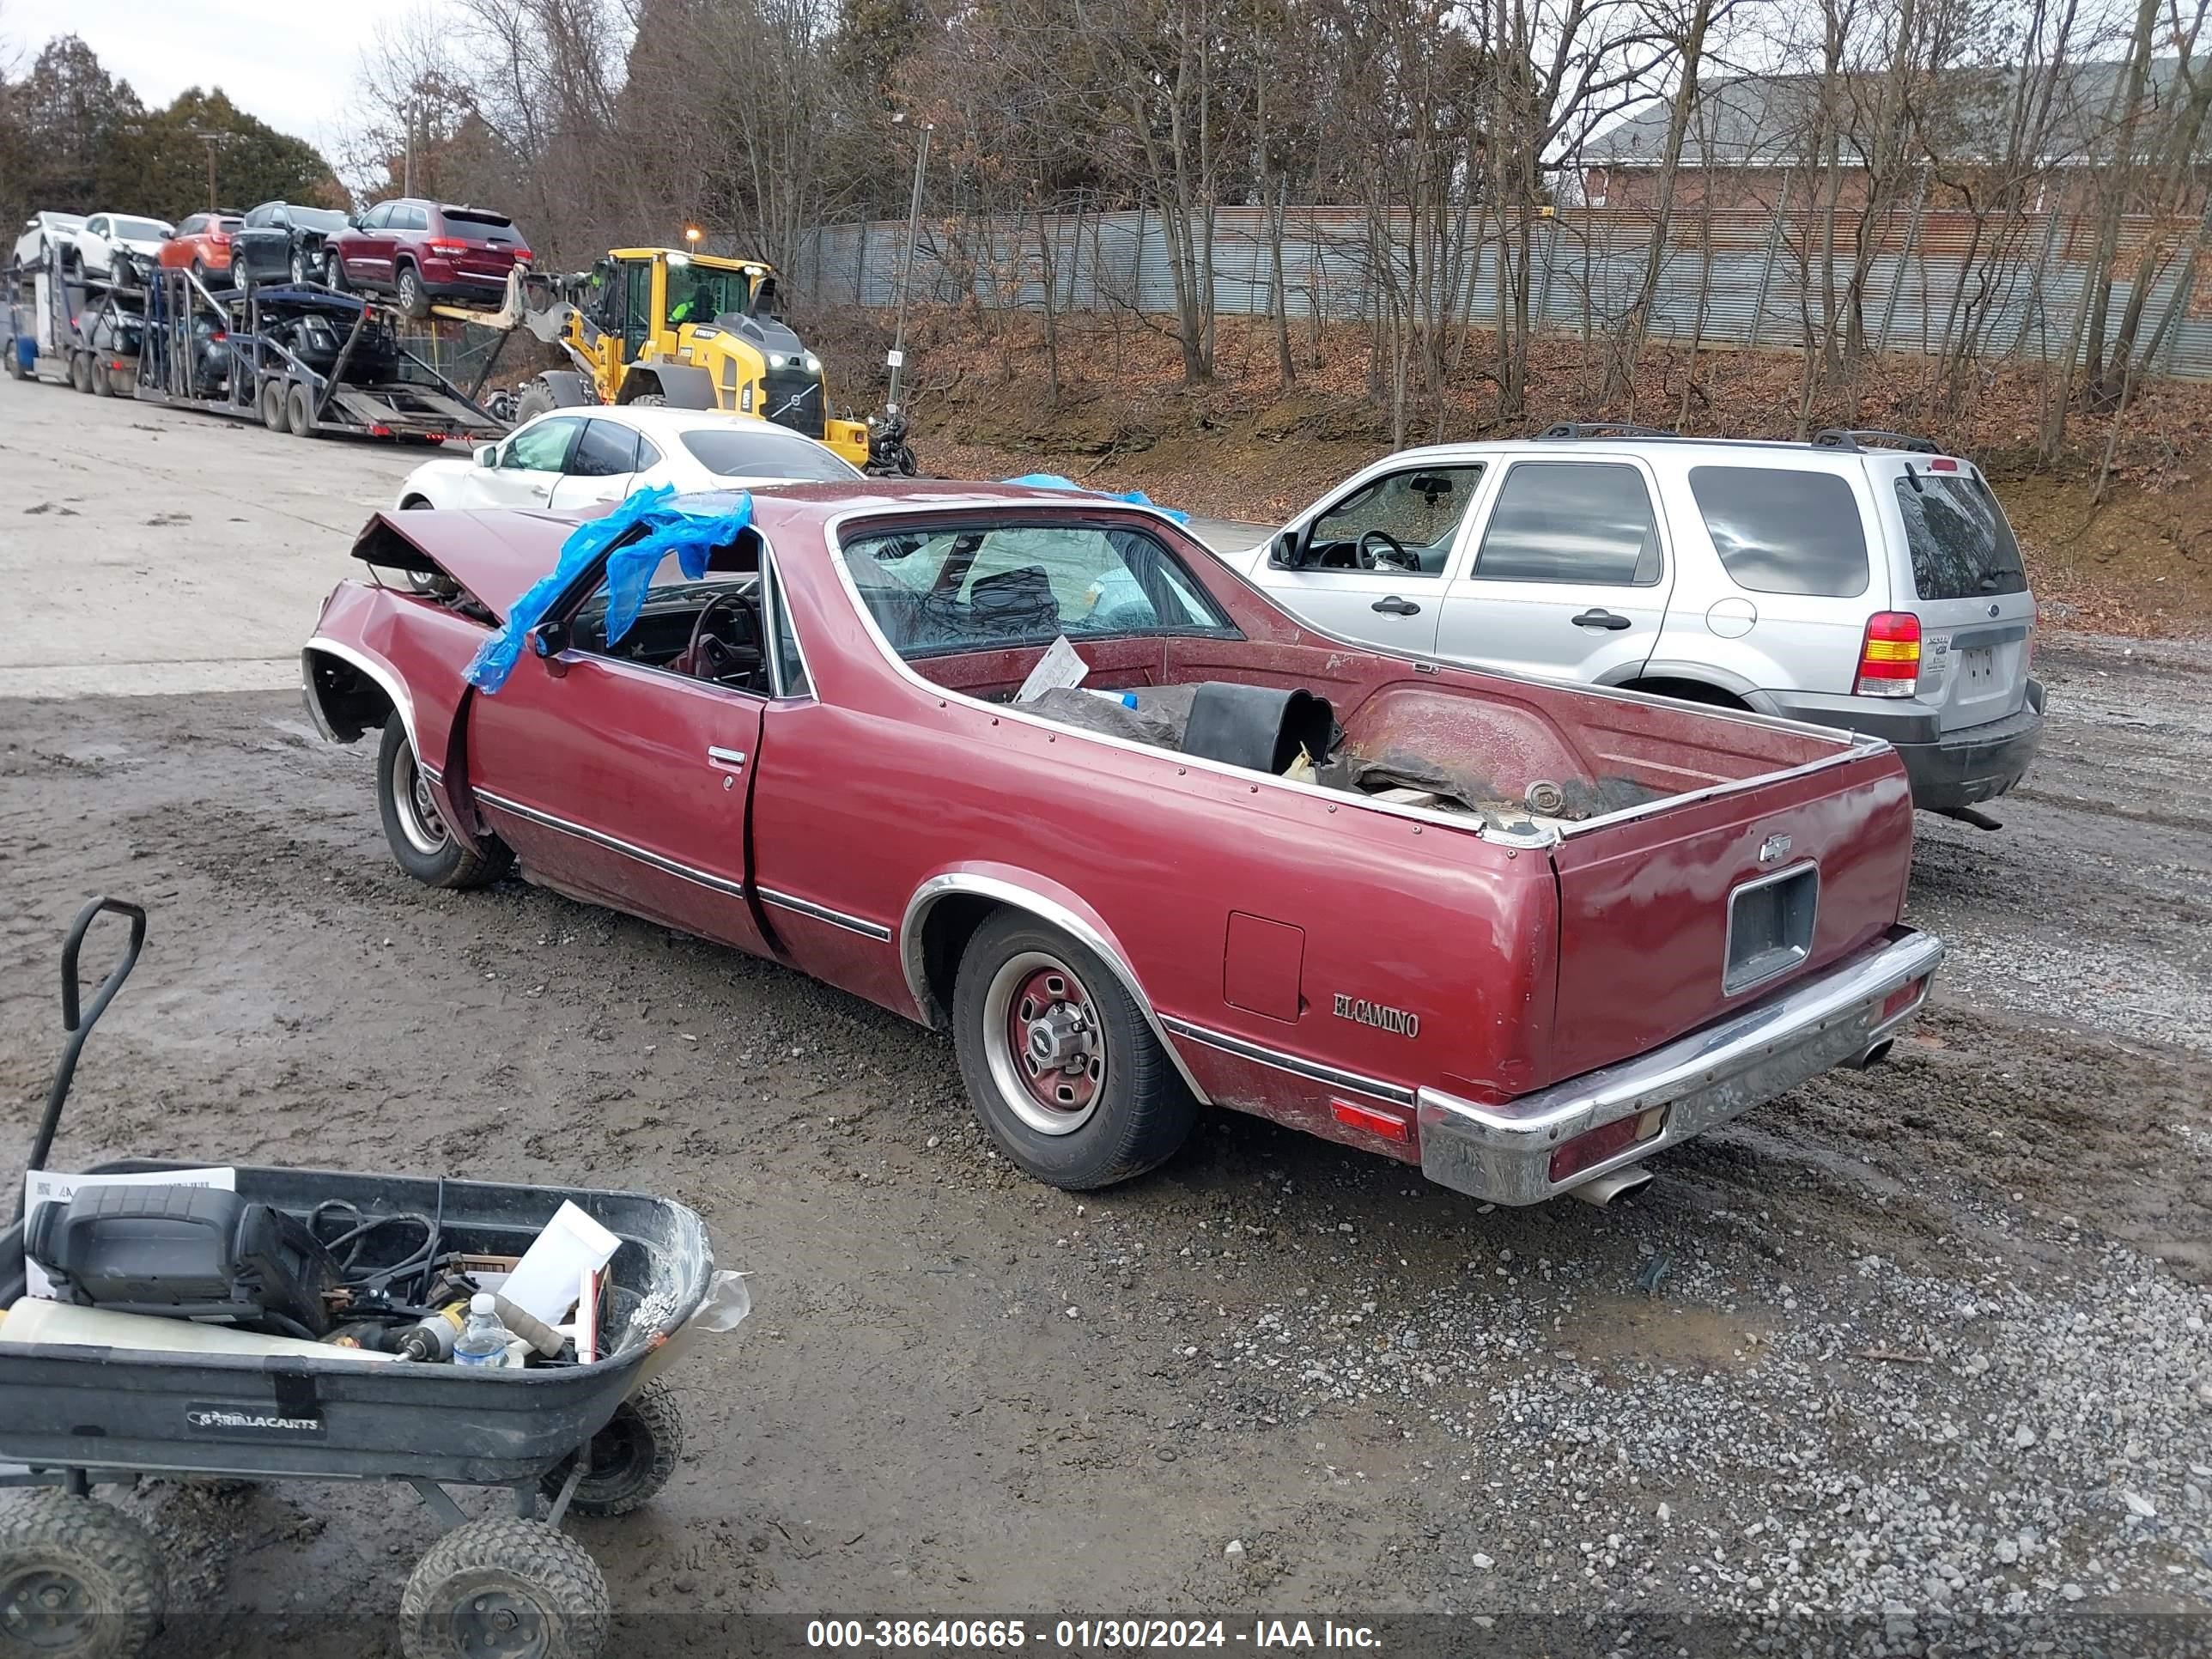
[1329,1098,1411,1144]
[1548,1109,1662,1184]
[428,240,470,257]
[1856,612,1922,698]
[1880,977,1926,1021]
[512,249,532,262]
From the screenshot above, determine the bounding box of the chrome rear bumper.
[1417,928,1945,1206]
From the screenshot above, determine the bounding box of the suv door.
[346,203,397,285]
[1878,460,2036,732]
[1435,457,1673,682]
[1253,460,1488,654]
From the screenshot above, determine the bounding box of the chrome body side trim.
[757,887,892,941]
[472,788,750,900]
[1158,1018,1414,1107]
[1417,928,1945,1206]
[898,873,1212,1104]
[301,639,418,753]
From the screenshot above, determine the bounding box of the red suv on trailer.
[325,199,532,318]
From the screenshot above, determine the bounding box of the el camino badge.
[1758,834,1792,865]
[1333,994,1419,1038]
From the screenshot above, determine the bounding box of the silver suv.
[1234,424,2045,821]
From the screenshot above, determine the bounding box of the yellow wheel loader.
[451,249,872,469]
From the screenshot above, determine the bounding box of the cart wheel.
[543,1379,684,1518]
[399,1517,609,1659]
[0,1491,166,1659]
[260,376,289,433]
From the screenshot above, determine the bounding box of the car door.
[346,204,394,284]
[462,416,583,508]
[1249,459,1490,655]
[1433,457,1674,684]
[549,418,641,508]
[79,216,110,273]
[462,559,771,954]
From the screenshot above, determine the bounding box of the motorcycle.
[864,409,919,477]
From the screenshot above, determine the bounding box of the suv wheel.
[324,251,347,291]
[291,249,312,285]
[395,264,428,319]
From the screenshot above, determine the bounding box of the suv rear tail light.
[428,240,471,257]
[1856,612,1922,698]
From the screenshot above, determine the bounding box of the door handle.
[1372,595,1422,617]
[1572,609,1632,631]
[707,746,748,771]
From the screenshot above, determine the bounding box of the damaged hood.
[349,507,610,620]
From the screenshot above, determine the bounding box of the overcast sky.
[5,0,407,153]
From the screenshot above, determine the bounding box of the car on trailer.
[327,199,532,318]
[231,200,355,289]
[159,212,244,282]
[67,212,173,282]
[9,212,84,277]
[135,268,506,444]
[395,404,861,513]
[304,483,1942,1210]
[3,234,145,392]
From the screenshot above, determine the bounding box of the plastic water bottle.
[452,1292,514,1369]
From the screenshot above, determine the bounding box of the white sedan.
[70,212,174,279]
[397,404,864,512]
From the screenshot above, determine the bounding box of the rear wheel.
[229,255,249,293]
[540,1380,684,1517]
[951,911,1197,1189]
[512,378,557,424]
[0,1490,167,1659]
[395,264,428,319]
[90,359,112,397]
[260,377,289,433]
[377,716,511,890]
[398,1517,608,1659]
[287,380,325,438]
[68,352,92,394]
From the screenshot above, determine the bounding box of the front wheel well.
[1621,676,1752,711]
[305,649,396,744]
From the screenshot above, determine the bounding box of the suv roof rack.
[1811,427,1940,455]
[1536,422,1674,441]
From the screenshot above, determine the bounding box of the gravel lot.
[2,380,2209,1654]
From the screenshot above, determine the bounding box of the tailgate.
[1543,745,1915,1082]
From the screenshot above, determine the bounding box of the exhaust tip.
[1567,1167,1654,1208]
[1850,1037,1896,1071]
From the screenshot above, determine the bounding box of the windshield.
[294,209,349,234]
[840,523,1234,659]
[679,426,860,482]
[1894,473,2027,600]
[665,266,749,325]
[114,218,169,240]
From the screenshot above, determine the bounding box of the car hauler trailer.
[134,267,506,442]
[3,251,145,395]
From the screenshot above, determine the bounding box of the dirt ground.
[3,377,2211,1655]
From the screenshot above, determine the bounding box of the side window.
[621,261,653,362]
[505,417,580,472]
[272,208,292,230]
[85,216,107,236]
[362,204,392,230]
[1690,466,1869,598]
[1307,464,1484,576]
[401,205,429,232]
[634,434,663,470]
[177,216,202,236]
[1473,461,1662,586]
[763,559,811,696]
[570,419,641,477]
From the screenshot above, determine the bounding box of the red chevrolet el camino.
[303,483,1942,1205]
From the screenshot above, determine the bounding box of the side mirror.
[1267,531,1305,570]
[474,444,499,469]
[528,620,568,659]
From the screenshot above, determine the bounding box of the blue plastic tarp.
[465,485,756,694]
[1002,473,1189,524]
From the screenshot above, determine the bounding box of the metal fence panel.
[801,205,2212,380]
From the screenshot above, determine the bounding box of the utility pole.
[885,113,933,415]
[403,99,415,198]
[198,132,222,211]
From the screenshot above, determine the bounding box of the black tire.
[0,1490,167,1659]
[951,910,1197,1189]
[70,352,93,394]
[395,263,428,319]
[290,248,313,285]
[189,258,209,283]
[541,1379,683,1518]
[260,376,289,433]
[229,256,249,294]
[398,1517,609,1659]
[512,378,557,424]
[287,380,325,439]
[91,359,113,398]
[323,250,347,292]
[376,716,511,890]
[627,392,665,407]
